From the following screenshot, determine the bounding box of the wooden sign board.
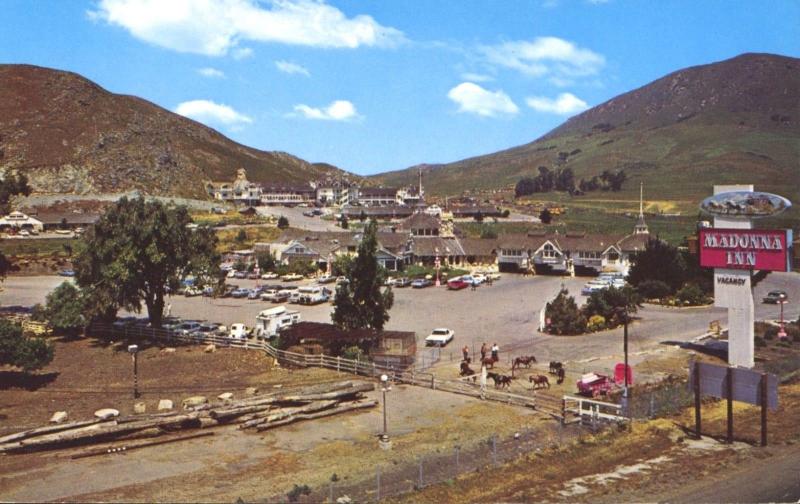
[689,361,778,410]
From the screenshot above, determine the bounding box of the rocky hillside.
[373,53,800,207]
[0,65,348,198]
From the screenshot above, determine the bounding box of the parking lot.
[3,272,798,369]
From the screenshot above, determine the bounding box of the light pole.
[778,293,788,340]
[128,344,139,399]
[434,251,441,287]
[379,374,392,449]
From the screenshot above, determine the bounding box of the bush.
[0,320,54,372]
[539,208,552,224]
[637,280,671,300]
[44,282,85,337]
[675,283,708,306]
[545,289,587,335]
[583,286,641,326]
[755,336,767,348]
[277,216,289,229]
[587,314,606,332]
[341,345,365,361]
[501,209,510,218]
[235,229,247,243]
[257,252,276,272]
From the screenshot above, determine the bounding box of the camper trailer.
[297,286,331,305]
[254,306,301,339]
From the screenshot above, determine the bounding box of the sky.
[2,1,799,176]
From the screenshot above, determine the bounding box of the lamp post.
[379,374,392,449]
[778,293,788,341]
[434,251,441,287]
[128,344,139,399]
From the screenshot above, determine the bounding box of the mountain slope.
[373,53,800,208]
[0,64,348,198]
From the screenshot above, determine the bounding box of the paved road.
[255,206,341,232]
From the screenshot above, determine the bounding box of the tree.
[235,228,248,243]
[331,255,354,277]
[332,220,394,331]
[0,320,54,372]
[545,289,587,335]
[74,197,220,327]
[583,286,641,326]
[44,282,85,337]
[480,225,498,239]
[257,251,277,272]
[627,238,686,293]
[277,215,289,229]
[340,215,349,229]
[539,208,553,224]
[515,178,537,198]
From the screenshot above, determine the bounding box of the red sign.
[699,228,792,271]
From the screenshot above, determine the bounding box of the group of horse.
[458,355,567,390]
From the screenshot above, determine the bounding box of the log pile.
[0,380,376,454]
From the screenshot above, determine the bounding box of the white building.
[0,211,44,232]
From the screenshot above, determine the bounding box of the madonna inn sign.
[699,185,793,369]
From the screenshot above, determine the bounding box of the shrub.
[587,314,606,332]
[277,216,289,229]
[755,336,766,348]
[341,345,365,361]
[0,320,54,372]
[44,282,85,337]
[545,289,587,335]
[583,286,641,326]
[637,280,671,300]
[539,208,552,224]
[235,229,247,243]
[675,283,708,306]
[502,209,510,218]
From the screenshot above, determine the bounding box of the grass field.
[0,238,77,257]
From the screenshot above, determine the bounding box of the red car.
[447,279,468,290]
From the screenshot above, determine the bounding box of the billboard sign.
[689,361,778,410]
[700,191,792,219]
[699,228,792,271]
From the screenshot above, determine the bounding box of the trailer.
[254,306,301,339]
[576,372,614,398]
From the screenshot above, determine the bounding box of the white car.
[471,273,487,284]
[581,280,609,295]
[281,273,303,281]
[425,328,455,347]
[260,272,279,280]
[229,323,250,339]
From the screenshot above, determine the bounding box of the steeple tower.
[634,182,649,235]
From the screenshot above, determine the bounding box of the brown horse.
[481,356,497,369]
[556,367,565,385]
[529,375,550,389]
[460,361,475,377]
[512,355,537,370]
[549,361,563,375]
[487,372,513,388]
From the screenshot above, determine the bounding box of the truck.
[254,305,301,339]
[297,286,330,305]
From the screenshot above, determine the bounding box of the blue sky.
[2,1,799,175]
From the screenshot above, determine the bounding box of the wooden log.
[0,418,108,445]
[255,400,377,432]
[222,380,368,409]
[239,400,338,429]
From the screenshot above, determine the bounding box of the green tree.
[332,220,394,331]
[545,288,586,335]
[539,208,553,224]
[340,215,349,229]
[583,286,641,326]
[0,320,54,372]
[235,228,248,243]
[480,225,498,239]
[74,197,220,327]
[44,282,85,337]
[627,238,686,292]
[257,251,277,271]
[330,255,353,277]
[277,215,289,229]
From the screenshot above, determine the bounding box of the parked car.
[447,279,468,290]
[318,275,336,284]
[189,322,223,339]
[233,271,247,279]
[221,284,239,297]
[471,273,487,284]
[425,328,455,347]
[288,290,302,304]
[394,277,412,288]
[297,286,329,305]
[112,316,138,330]
[460,275,481,286]
[231,288,250,298]
[229,323,250,339]
[412,278,433,289]
[176,320,202,336]
[247,288,263,300]
[763,290,788,304]
[260,272,279,280]
[18,230,30,237]
[581,281,609,295]
[184,286,203,297]
[58,269,76,277]
[247,272,260,280]
[270,292,291,303]
[281,273,304,281]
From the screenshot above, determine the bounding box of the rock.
[336,496,352,504]
[94,408,120,420]
[133,402,147,414]
[157,399,174,411]
[217,392,234,402]
[49,411,68,424]
[245,387,259,396]
[161,347,177,354]
[182,396,208,409]
[204,344,216,353]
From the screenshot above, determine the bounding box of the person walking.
[491,342,499,362]
[480,342,488,361]
[462,345,470,363]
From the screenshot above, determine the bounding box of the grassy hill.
[373,53,800,228]
[0,65,352,199]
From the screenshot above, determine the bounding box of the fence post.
[431,375,435,390]
[454,445,460,473]
[491,435,497,466]
[376,466,381,502]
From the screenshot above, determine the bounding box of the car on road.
[233,271,247,279]
[231,288,250,298]
[58,269,76,277]
[281,273,304,281]
[260,272,279,280]
[763,290,788,304]
[425,328,455,347]
[411,278,433,289]
[447,278,468,290]
[394,277,412,288]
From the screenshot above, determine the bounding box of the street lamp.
[127,344,139,399]
[434,250,441,287]
[379,374,392,447]
[777,293,789,341]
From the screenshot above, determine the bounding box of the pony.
[512,355,537,370]
[529,375,550,389]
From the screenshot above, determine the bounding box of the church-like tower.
[634,182,649,235]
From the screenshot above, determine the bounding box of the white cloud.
[526,92,589,115]
[447,82,518,118]
[232,47,254,60]
[460,72,494,83]
[197,67,225,78]
[174,99,253,127]
[275,60,310,76]
[481,36,605,84]
[89,0,405,56]
[291,100,360,121]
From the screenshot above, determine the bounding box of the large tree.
[74,197,220,327]
[44,282,85,337]
[0,320,54,373]
[627,238,687,293]
[332,219,394,331]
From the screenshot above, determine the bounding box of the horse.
[512,355,537,370]
[556,367,565,385]
[460,361,475,377]
[487,372,513,389]
[481,356,497,369]
[529,374,550,389]
[549,361,563,375]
